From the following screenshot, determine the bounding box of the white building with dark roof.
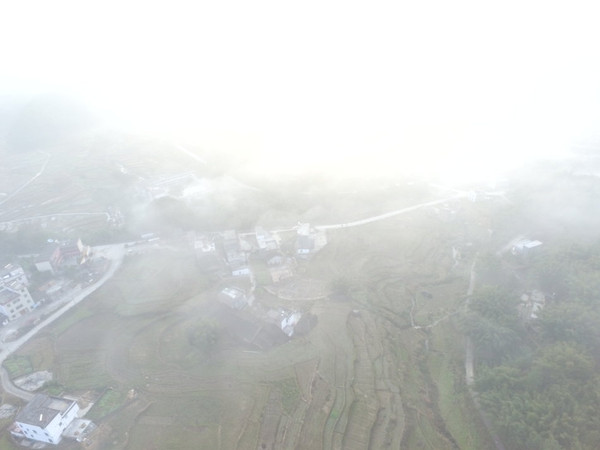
[14,394,79,445]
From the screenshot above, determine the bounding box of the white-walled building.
[14,394,80,445]
[0,264,35,321]
[0,286,35,321]
[0,264,28,287]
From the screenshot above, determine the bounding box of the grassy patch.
[49,304,94,336]
[56,351,112,390]
[87,389,125,421]
[0,433,16,450]
[428,323,494,450]
[276,378,301,415]
[3,355,33,379]
[42,382,65,396]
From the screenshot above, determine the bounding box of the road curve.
[0,366,34,401]
[0,244,125,401]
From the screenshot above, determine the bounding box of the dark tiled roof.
[16,394,74,428]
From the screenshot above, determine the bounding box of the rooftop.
[0,264,24,279]
[16,394,76,429]
[0,288,20,305]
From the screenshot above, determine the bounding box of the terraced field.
[8,200,495,449]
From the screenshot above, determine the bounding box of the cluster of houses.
[191,223,327,340]
[518,289,546,321]
[34,238,92,275]
[192,222,327,278]
[0,239,93,325]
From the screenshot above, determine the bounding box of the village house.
[219,287,252,310]
[255,226,279,251]
[266,254,285,266]
[269,265,294,284]
[511,238,543,255]
[281,312,302,337]
[0,264,28,286]
[192,233,223,271]
[519,289,546,321]
[0,287,36,322]
[221,230,250,276]
[295,223,328,257]
[231,262,251,277]
[13,394,80,445]
[0,264,35,321]
[35,239,90,274]
[222,230,245,265]
[297,235,314,255]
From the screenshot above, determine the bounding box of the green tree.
[470,285,520,330]
[187,319,220,355]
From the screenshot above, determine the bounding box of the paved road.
[0,152,50,208]
[243,194,468,237]
[0,244,125,400]
[0,211,110,228]
[0,366,34,401]
[314,194,466,230]
[173,144,207,165]
[465,257,477,385]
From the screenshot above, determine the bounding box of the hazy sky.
[2,1,600,181]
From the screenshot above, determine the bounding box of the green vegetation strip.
[276,378,300,415]
[87,389,125,420]
[3,355,33,379]
[50,305,93,336]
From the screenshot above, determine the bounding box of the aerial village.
[190,221,328,339]
[0,149,555,447]
[0,217,330,446]
[0,239,101,447]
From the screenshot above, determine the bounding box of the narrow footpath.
[464,258,506,450]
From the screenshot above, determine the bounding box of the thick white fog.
[2,1,600,181]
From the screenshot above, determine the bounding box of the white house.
[281,312,302,337]
[14,394,80,445]
[0,286,36,321]
[219,287,249,310]
[255,226,279,251]
[511,239,543,255]
[232,265,251,277]
[0,264,35,321]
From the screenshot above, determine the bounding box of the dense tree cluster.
[462,286,523,364]
[471,243,600,450]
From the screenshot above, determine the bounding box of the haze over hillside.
[2,2,600,182]
[2,3,600,450]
